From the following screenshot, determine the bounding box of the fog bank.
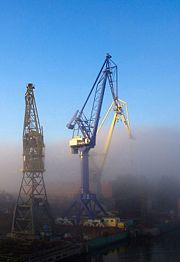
[0,127,179,193]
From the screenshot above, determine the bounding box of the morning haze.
[0,127,179,194]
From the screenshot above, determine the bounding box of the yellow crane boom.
[94,98,132,190]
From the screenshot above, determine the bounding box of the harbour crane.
[12,83,52,239]
[93,98,132,195]
[67,54,131,220]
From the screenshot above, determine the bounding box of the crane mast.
[23,84,44,172]
[67,54,130,220]
[11,83,52,239]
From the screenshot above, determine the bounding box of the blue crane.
[67,54,130,220]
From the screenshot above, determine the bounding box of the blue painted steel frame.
[67,54,119,220]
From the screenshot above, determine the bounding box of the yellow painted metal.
[97,101,114,134]
[94,98,132,186]
[99,113,117,175]
[102,217,125,229]
[97,99,132,137]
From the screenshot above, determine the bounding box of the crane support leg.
[66,192,106,222]
[66,148,106,221]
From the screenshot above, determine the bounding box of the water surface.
[81,229,180,262]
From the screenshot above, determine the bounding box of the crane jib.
[68,54,119,147]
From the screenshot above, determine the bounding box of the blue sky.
[0,0,179,142]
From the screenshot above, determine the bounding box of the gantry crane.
[67,54,131,220]
[12,83,52,239]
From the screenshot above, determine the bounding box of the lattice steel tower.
[12,83,52,239]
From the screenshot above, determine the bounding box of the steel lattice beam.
[11,83,53,239]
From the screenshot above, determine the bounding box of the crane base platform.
[66,192,107,222]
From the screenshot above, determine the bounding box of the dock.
[0,239,84,262]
